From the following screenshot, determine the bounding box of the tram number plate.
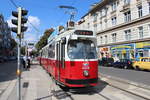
[82,63,90,69]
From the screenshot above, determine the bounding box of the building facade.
[77,0,150,60]
[0,14,12,57]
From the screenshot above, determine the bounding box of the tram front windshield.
[68,40,97,59]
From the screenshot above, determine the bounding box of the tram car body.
[38,29,98,87]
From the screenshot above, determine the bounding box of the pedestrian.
[27,56,31,70]
[23,56,27,69]
[22,59,26,68]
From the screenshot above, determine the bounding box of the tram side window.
[46,47,49,58]
[43,49,46,58]
[48,44,55,58]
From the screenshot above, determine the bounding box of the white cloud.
[7,15,41,43]
[7,16,16,27]
[24,33,38,42]
[27,16,40,32]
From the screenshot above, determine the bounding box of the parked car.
[133,57,150,70]
[3,56,8,61]
[8,56,17,61]
[113,59,133,69]
[99,57,114,67]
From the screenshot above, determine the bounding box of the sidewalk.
[0,61,59,100]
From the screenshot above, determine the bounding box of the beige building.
[77,0,150,59]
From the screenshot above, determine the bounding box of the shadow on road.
[36,95,53,100]
[57,78,108,96]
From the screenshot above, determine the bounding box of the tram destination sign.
[74,30,93,36]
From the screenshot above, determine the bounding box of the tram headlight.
[83,70,89,77]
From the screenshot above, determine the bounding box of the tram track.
[49,75,150,100]
[44,65,150,100]
[92,82,149,100]
[100,73,150,91]
[100,74,150,100]
[108,83,150,100]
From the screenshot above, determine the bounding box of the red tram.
[38,29,98,87]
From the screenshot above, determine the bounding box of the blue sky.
[1,0,100,42]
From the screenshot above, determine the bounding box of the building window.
[93,13,97,22]
[100,36,103,44]
[149,2,150,13]
[101,8,107,17]
[124,0,130,5]
[94,24,97,32]
[100,21,102,30]
[149,24,150,35]
[138,6,142,18]
[87,23,90,29]
[111,16,117,26]
[112,33,117,42]
[124,29,131,40]
[124,11,131,22]
[105,35,108,44]
[104,20,107,29]
[111,2,117,11]
[138,26,143,39]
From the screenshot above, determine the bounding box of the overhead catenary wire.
[9,0,18,8]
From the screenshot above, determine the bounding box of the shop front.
[99,47,111,58]
[135,42,150,59]
[110,44,134,60]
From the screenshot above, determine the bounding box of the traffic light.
[11,7,28,38]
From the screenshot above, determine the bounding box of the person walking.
[22,56,27,69]
[27,56,31,70]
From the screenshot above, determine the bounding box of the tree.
[58,25,64,32]
[10,38,17,49]
[35,28,54,51]
[30,50,38,57]
[21,46,26,55]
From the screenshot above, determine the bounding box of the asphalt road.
[0,61,17,82]
[0,61,17,96]
[1,61,150,100]
[99,66,150,86]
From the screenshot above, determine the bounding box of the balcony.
[120,3,130,12]
[136,0,142,6]
[111,10,116,17]
[123,3,130,9]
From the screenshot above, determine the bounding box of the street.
[0,61,150,100]
[99,66,150,86]
[1,0,150,99]
[0,61,17,96]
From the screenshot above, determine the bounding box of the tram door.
[56,41,65,81]
[56,42,60,81]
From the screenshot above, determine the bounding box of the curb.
[100,73,150,90]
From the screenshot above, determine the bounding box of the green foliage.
[58,25,64,32]
[21,46,26,55]
[35,28,54,51]
[10,38,17,49]
[30,50,38,56]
